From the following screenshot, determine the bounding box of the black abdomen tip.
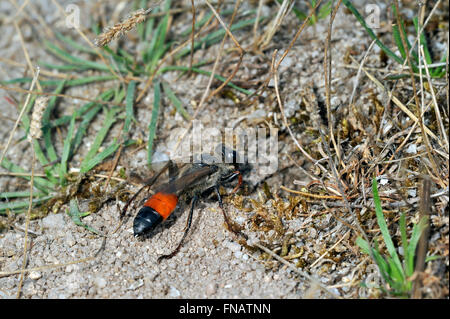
[133,206,163,236]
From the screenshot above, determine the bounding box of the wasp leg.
[230,171,243,194]
[168,159,179,182]
[120,161,171,220]
[215,186,247,239]
[158,195,199,262]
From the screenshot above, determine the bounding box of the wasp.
[121,144,251,261]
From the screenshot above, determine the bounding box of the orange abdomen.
[144,192,178,220]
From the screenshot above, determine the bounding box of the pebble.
[234,251,243,259]
[28,271,42,280]
[168,286,181,298]
[94,277,107,289]
[127,279,144,291]
[226,241,241,253]
[205,283,217,296]
[42,213,65,230]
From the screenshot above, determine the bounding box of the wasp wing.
[156,165,218,195]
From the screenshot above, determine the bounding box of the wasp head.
[216,143,252,175]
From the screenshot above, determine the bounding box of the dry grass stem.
[0,85,128,108]
[351,56,438,141]
[271,52,327,174]
[172,0,242,154]
[258,0,294,49]
[412,178,431,299]
[136,2,221,103]
[253,242,341,299]
[50,0,123,83]
[323,0,343,166]
[13,21,42,92]
[419,45,449,153]
[0,67,40,166]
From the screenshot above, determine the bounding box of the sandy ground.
[1,0,448,299]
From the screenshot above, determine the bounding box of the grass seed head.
[94,8,151,47]
[28,96,49,141]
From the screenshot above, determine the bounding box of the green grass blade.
[342,0,404,65]
[136,0,148,41]
[318,0,333,20]
[1,158,54,193]
[80,107,120,172]
[425,255,441,263]
[44,40,126,74]
[161,81,191,121]
[60,111,77,185]
[392,24,407,60]
[66,199,100,235]
[0,191,46,199]
[399,213,410,275]
[54,31,97,54]
[413,17,432,65]
[356,236,371,255]
[1,75,117,87]
[147,81,161,165]
[72,105,102,155]
[147,0,171,71]
[406,216,428,276]
[0,195,53,213]
[71,90,115,156]
[124,80,136,135]
[80,141,120,174]
[372,178,405,281]
[386,256,407,292]
[175,17,262,59]
[38,61,92,72]
[41,81,66,168]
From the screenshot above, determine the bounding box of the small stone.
[42,213,65,230]
[94,277,107,289]
[205,283,217,296]
[28,271,42,280]
[234,251,243,259]
[168,286,181,297]
[227,241,241,253]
